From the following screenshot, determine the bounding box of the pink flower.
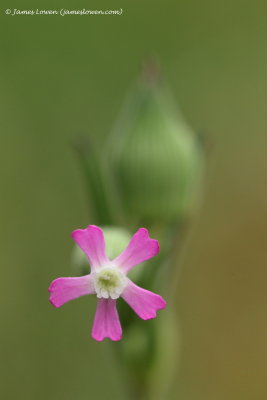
[49,225,166,341]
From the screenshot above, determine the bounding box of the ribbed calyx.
[105,74,204,224]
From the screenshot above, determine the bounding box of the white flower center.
[92,266,127,300]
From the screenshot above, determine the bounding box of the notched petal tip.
[114,227,160,273]
[48,278,58,292]
[138,227,149,236]
[142,314,156,320]
[91,299,122,342]
[71,225,108,270]
[159,297,167,309]
[150,238,160,255]
[122,280,167,320]
[139,296,166,320]
[48,279,60,307]
[49,297,61,308]
[48,275,94,308]
[137,228,160,250]
[91,332,122,342]
[144,296,166,319]
[71,225,103,238]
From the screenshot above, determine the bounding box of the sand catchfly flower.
[49,225,166,341]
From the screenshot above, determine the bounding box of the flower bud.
[105,70,204,224]
[101,226,131,260]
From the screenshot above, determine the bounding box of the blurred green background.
[1,0,267,399]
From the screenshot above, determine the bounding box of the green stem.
[72,137,113,225]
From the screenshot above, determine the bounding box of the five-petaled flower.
[48,225,166,341]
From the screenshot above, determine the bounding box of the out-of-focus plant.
[72,63,204,399]
[105,64,203,228]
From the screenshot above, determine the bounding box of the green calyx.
[105,74,204,224]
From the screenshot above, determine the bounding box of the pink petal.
[71,225,109,270]
[113,228,159,273]
[122,279,166,320]
[49,275,94,308]
[91,299,122,342]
